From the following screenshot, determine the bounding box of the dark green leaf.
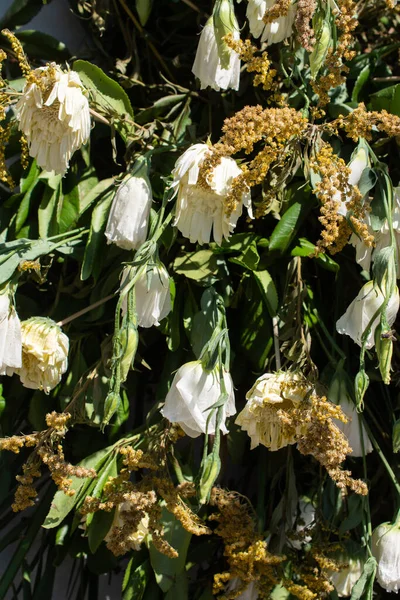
[253,270,278,317]
[350,557,376,600]
[173,250,226,287]
[0,0,50,29]
[81,190,114,281]
[269,201,307,253]
[123,559,151,600]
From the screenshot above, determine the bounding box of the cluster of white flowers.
[161,360,236,437]
[16,65,91,175]
[235,371,311,450]
[171,143,252,245]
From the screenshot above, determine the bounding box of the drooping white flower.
[235,371,311,450]
[372,522,400,593]
[336,281,399,349]
[15,65,90,175]
[105,168,152,251]
[17,317,69,393]
[161,360,236,438]
[105,504,149,553]
[171,143,252,245]
[329,555,364,597]
[121,263,172,328]
[0,292,22,376]
[335,395,373,457]
[246,0,296,46]
[350,187,400,277]
[192,8,241,92]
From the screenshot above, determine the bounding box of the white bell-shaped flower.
[18,317,69,394]
[161,360,236,438]
[134,264,172,328]
[235,372,311,450]
[16,65,91,175]
[336,281,399,349]
[372,522,400,593]
[335,395,373,457]
[171,143,252,245]
[246,0,296,46]
[0,292,22,376]
[105,168,152,251]
[329,555,364,597]
[192,15,240,91]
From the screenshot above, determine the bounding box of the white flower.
[329,555,364,597]
[246,0,296,46]
[235,371,311,450]
[121,264,172,328]
[335,395,373,457]
[105,171,152,251]
[336,281,399,349]
[161,360,236,437]
[17,317,69,393]
[15,65,90,175]
[372,522,400,593]
[225,579,259,600]
[171,144,252,245]
[192,16,240,91]
[350,187,400,277]
[0,292,22,376]
[105,504,149,553]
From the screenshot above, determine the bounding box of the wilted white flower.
[246,0,296,45]
[192,2,241,92]
[336,280,399,349]
[171,143,252,245]
[161,360,236,437]
[235,371,311,450]
[17,317,69,393]
[372,522,400,593]
[0,292,22,376]
[225,579,259,600]
[105,504,149,552]
[121,263,172,328]
[335,395,373,457]
[16,65,90,175]
[105,167,152,251]
[329,555,364,597]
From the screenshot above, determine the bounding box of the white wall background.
[0,0,87,54]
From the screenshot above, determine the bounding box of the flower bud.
[18,317,69,393]
[310,20,331,79]
[213,0,238,69]
[354,369,369,410]
[119,322,139,382]
[199,453,221,505]
[102,392,121,427]
[375,324,394,385]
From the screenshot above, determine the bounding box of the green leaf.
[123,559,151,600]
[349,557,376,600]
[229,239,260,271]
[78,178,115,219]
[86,453,118,530]
[370,84,400,117]
[43,446,114,529]
[15,30,69,61]
[239,277,273,370]
[253,270,278,317]
[15,161,41,234]
[351,64,371,103]
[38,179,62,238]
[173,250,226,287]
[291,238,339,272]
[357,168,377,197]
[338,495,364,533]
[136,0,153,26]
[149,506,192,593]
[81,190,114,281]
[73,60,134,140]
[269,200,308,253]
[0,0,50,29]
[136,94,187,125]
[88,509,116,554]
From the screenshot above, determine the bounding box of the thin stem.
[272,315,281,370]
[57,294,115,327]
